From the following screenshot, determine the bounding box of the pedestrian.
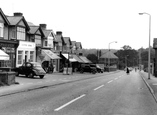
[126,67,130,74]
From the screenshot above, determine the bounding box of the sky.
[1,0,157,50]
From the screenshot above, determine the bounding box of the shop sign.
[0,43,15,48]
[18,41,35,49]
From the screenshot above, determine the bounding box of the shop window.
[17,27,25,40]
[25,51,28,62]
[18,51,23,64]
[0,23,4,37]
[30,51,34,62]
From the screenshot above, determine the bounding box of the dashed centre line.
[54,94,86,111]
[107,80,113,83]
[115,78,118,80]
[94,85,104,91]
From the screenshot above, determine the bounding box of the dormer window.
[17,27,25,40]
[0,23,4,37]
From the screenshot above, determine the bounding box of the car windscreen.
[32,63,43,69]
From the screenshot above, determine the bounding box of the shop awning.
[42,50,61,60]
[0,49,9,60]
[73,55,84,63]
[62,53,77,62]
[79,56,92,63]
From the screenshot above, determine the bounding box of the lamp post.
[139,12,151,79]
[125,55,129,67]
[108,41,117,72]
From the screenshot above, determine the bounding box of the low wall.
[63,68,73,75]
[0,72,16,85]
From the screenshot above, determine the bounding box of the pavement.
[139,70,157,103]
[0,71,120,97]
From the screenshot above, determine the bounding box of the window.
[44,40,48,47]
[0,23,4,37]
[18,51,23,64]
[30,51,34,62]
[17,27,25,40]
[35,35,41,46]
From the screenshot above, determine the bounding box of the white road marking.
[107,80,113,83]
[94,85,104,91]
[54,94,86,111]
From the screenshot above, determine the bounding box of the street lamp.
[125,55,129,67]
[108,41,117,72]
[139,12,151,79]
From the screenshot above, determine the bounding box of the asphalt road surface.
[0,71,157,115]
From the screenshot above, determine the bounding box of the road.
[0,71,157,115]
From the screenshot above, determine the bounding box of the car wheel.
[39,75,44,79]
[28,72,34,78]
[16,72,19,76]
[92,70,96,74]
[80,69,84,73]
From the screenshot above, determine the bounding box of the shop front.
[0,39,19,68]
[16,41,36,67]
[37,49,61,73]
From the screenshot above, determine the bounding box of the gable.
[18,20,26,27]
[36,30,41,35]
[48,32,54,38]
[0,15,4,23]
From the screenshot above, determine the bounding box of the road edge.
[139,72,157,103]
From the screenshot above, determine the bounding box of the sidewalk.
[139,71,157,103]
[0,71,121,97]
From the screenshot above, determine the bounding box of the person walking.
[126,67,130,74]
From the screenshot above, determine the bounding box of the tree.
[115,45,138,69]
[86,54,98,63]
[122,45,132,50]
[139,47,155,68]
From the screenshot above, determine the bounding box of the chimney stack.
[14,12,23,16]
[56,31,62,35]
[39,24,47,30]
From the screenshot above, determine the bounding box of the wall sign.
[18,41,35,49]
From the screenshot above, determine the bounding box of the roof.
[42,29,53,38]
[55,34,65,44]
[7,16,22,25]
[79,56,92,63]
[100,51,118,59]
[76,42,82,49]
[28,26,44,37]
[29,26,39,34]
[63,37,72,45]
[6,16,30,30]
[27,22,36,26]
[71,41,76,46]
[0,8,10,25]
[73,55,84,63]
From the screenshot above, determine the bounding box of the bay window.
[17,27,25,40]
[0,23,4,37]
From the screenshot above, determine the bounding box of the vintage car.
[13,62,46,79]
[90,64,104,73]
[80,63,97,74]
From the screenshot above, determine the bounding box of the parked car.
[80,63,97,74]
[90,64,104,73]
[12,62,46,79]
